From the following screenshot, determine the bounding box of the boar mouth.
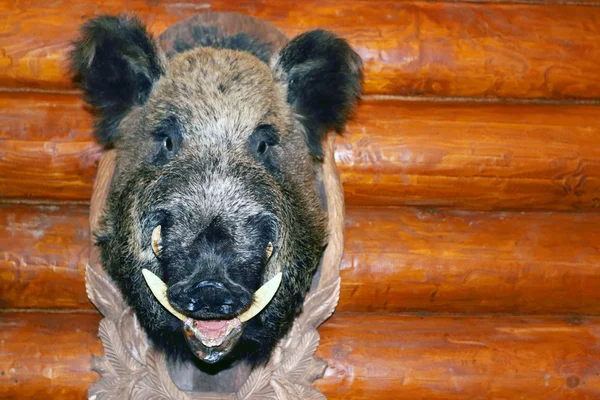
[182,317,244,363]
[142,269,282,363]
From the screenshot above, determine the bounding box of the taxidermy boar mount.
[77,12,362,399]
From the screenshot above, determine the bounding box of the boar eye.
[249,124,279,159]
[257,140,268,154]
[151,117,181,165]
[164,136,174,152]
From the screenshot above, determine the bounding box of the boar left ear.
[70,15,164,147]
[271,30,363,159]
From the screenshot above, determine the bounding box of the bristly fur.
[170,26,275,64]
[71,14,362,369]
[272,30,363,159]
[70,15,164,146]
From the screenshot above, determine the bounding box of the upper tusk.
[266,242,273,260]
[238,272,282,323]
[142,269,186,321]
[151,225,162,257]
[141,269,282,324]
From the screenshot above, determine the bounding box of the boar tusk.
[142,269,186,322]
[151,225,162,257]
[266,242,273,260]
[141,269,282,324]
[238,272,282,323]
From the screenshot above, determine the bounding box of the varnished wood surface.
[1,312,598,399]
[0,312,102,399]
[314,314,600,399]
[340,100,600,210]
[340,207,600,314]
[3,204,600,315]
[0,204,89,309]
[2,1,600,99]
[3,93,600,211]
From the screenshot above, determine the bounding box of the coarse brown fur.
[70,14,362,369]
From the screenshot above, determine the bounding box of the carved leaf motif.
[91,354,116,377]
[297,277,341,329]
[131,377,175,400]
[277,330,320,383]
[118,308,149,366]
[277,325,297,354]
[89,375,121,400]
[136,349,189,400]
[90,368,145,400]
[86,264,124,320]
[234,360,276,400]
[99,319,141,375]
[293,384,327,400]
[270,377,302,400]
[130,376,156,400]
[299,358,328,385]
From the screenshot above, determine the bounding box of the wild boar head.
[71,15,362,366]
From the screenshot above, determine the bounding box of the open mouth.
[182,317,244,363]
[141,268,282,363]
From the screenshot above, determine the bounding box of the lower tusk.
[237,272,282,322]
[142,269,186,321]
[141,269,282,324]
[151,226,162,257]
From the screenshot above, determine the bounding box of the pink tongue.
[194,320,229,339]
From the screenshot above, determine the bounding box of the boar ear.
[70,15,164,146]
[272,30,363,159]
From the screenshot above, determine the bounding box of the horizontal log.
[0,204,90,309]
[3,93,600,210]
[0,92,93,142]
[1,312,598,399]
[340,208,600,314]
[0,312,102,399]
[315,314,600,399]
[3,204,600,315]
[0,140,101,201]
[2,1,600,99]
[340,100,600,210]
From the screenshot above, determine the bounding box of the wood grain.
[339,207,600,314]
[339,100,600,210]
[0,204,90,309]
[1,312,598,399]
[3,204,600,315]
[0,92,102,201]
[314,314,600,399]
[1,1,600,99]
[0,312,102,399]
[3,93,600,210]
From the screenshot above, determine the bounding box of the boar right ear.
[271,30,362,159]
[70,15,164,146]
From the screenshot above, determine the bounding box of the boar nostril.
[193,280,225,291]
[219,304,233,314]
[182,299,198,312]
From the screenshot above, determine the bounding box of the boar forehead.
[145,48,290,145]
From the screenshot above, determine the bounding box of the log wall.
[2,313,599,399]
[1,0,600,398]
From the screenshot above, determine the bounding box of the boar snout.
[168,279,253,319]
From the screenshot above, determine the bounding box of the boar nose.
[169,280,249,318]
[194,280,226,291]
